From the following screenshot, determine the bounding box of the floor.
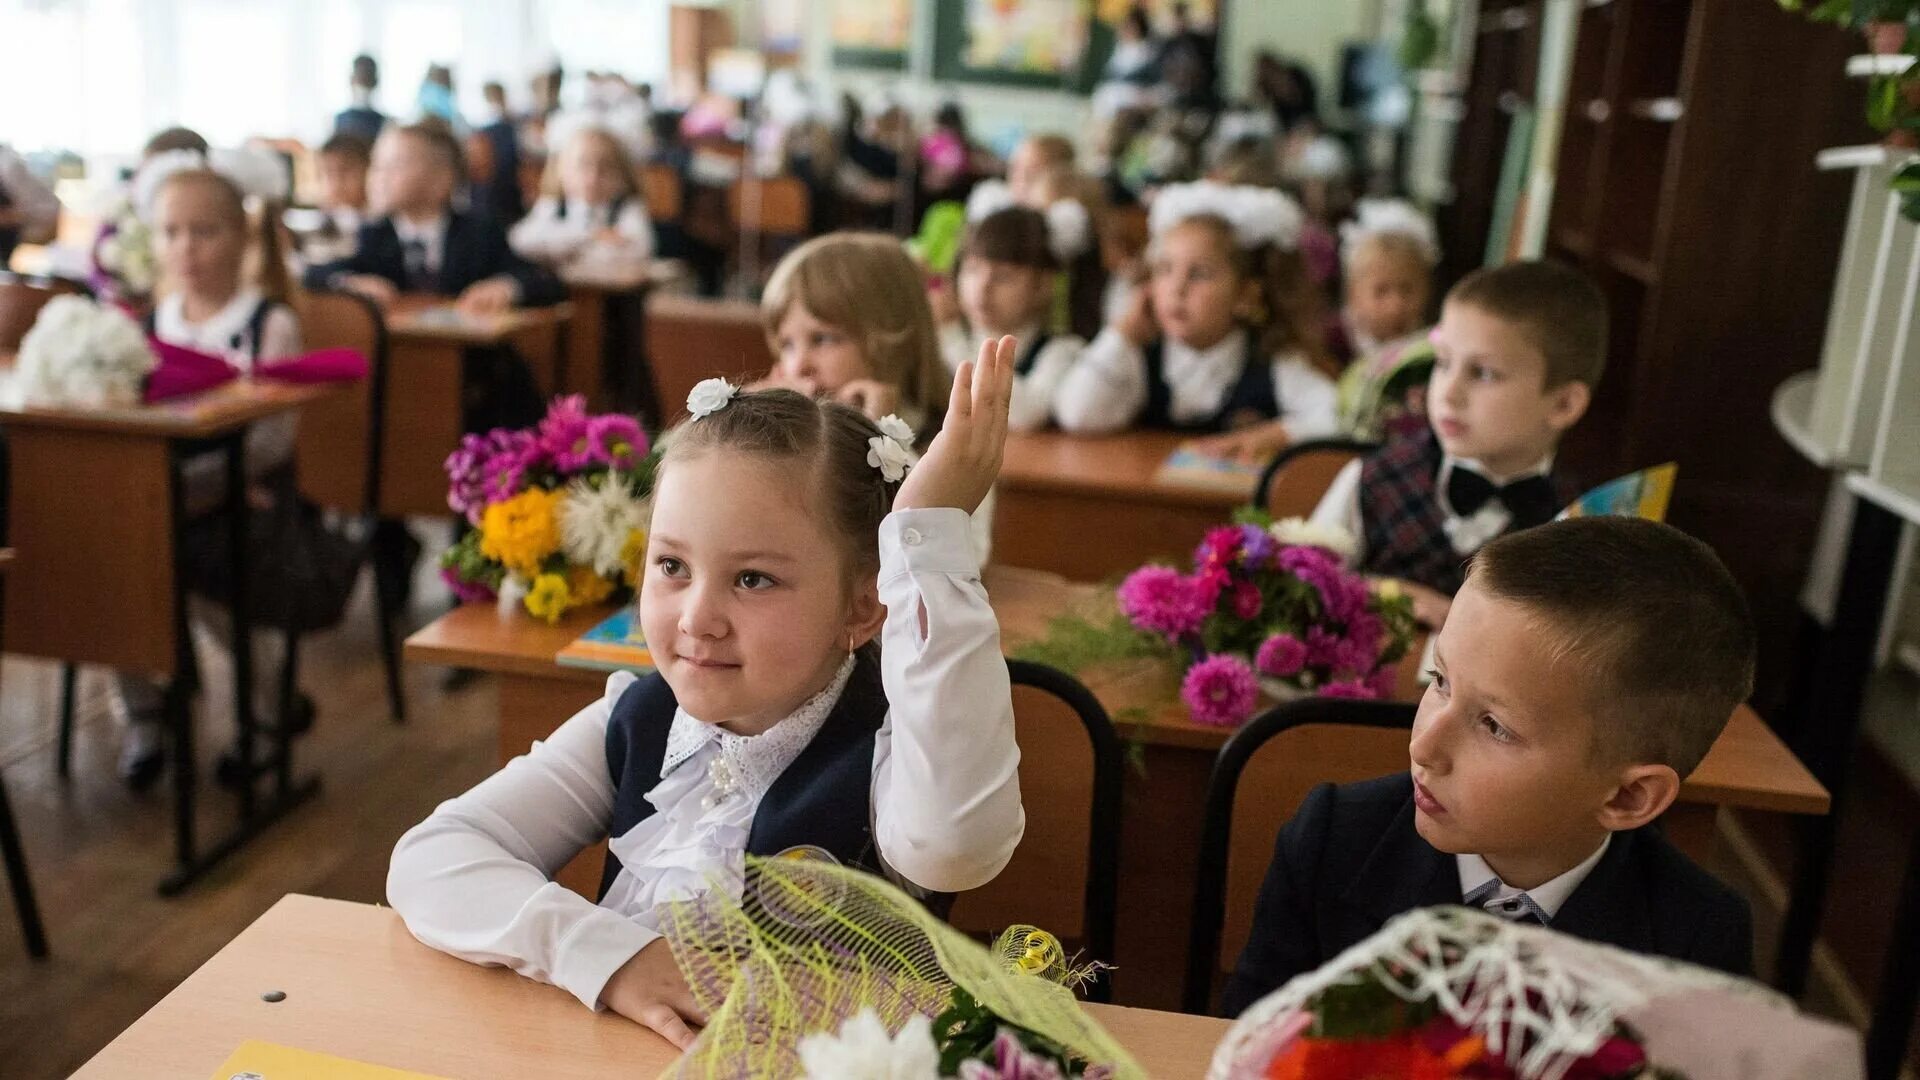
[1,571,1916,1079]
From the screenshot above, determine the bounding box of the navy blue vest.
[1140,327,1278,433]
[594,654,890,902]
[1015,332,1052,378]
[553,193,629,226]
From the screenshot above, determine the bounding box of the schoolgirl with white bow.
[936,205,1085,432]
[388,337,1027,1050]
[1053,181,1342,464]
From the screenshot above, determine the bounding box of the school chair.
[949,660,1124,1003]
[0,552,50,959]
[725,175,810,290]
[0,272,89,354]
[1253,437,1379,521]
[1181,696,1416,1015]
[641,294,770,426]
[638,163,684,225]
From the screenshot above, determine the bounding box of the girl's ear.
[846,575,887,650]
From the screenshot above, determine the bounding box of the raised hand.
[893,334,1014,515]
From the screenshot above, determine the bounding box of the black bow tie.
[1446,467,1559,526]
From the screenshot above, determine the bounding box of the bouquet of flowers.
[1211,907,1863,1080]
[1114,514,1417,727]
[14,294,158,407]
[657,856,1137,1079]
[438,395,657,624]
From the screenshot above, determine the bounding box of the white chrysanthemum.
[687,377,737,420]
[1150,181,1304,252]
[875,414,915,446]
[559,475,648,577]
[867,433,917,483]
[1271,516,1358,560]
[1341,197,1441,267]
[16,295,156,408]
[797,1010,940,1080]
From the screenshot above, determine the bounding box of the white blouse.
[1308,450,1558,568]
[510,196,656,270]
[937,322,1084,433]
[1054,327,1341,441]
[386,508,1024,1011]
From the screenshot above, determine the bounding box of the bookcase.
[1438,0,1865,708]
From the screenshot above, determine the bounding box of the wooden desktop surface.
[0,378,337,439]
[384,299,573,345]
[71,894,1230,1080]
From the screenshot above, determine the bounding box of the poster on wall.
[934,0,1092,88]
[1093,0,1217,32]
[833,0,913,70]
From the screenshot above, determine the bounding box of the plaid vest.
[1358,430,1580,595]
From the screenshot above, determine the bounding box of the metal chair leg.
[0,774,49,958]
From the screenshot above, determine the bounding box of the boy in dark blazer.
[1220,516,1757,1017]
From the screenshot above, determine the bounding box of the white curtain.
[0,0,671,162]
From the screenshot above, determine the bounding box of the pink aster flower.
[1182,653,1259,727]
[1231,579,1263,620]
[1256,633,1308,678]
[587,414,648,469]
[1117,566,1210,639]
[1320,678,1377,700]
[538,394,594,469]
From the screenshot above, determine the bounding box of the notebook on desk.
[212,1040,447,1080]
[1151,446,1263,497]
[556,606,654,673]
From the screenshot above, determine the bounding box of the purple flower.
[1181,653,1259,728]
[1320,678,1377,700]
[956,1030,1069,1080]
[1367,667,1399,699]
[1231,579,1263,620]
[1256,634,1308,678]
[446,428,540,523]
[1345,612,1385,657]
[1239,523,1278,568]
[586,414,648,469]
[1117,566,1211,639]
[439,566,497,605]
[1196,525,1246,568]
[1192,565,1230,608]
[1304,626,1344,669]
[539,394,595,470]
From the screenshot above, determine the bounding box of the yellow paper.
[210,1040,449,1080]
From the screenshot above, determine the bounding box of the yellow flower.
[568,565,614,606]
[480,488,564,578]
[1373,578,1404,602]
[619,528,649,582]
[525,572,573,625]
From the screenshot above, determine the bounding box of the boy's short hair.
[389,121,466,185]
[1447,260,1607,389]
[319,132,373,166]
[351,54,379,89]
[1468,517,1755,777]
[144,126,209,159]
[963,206,1058,272]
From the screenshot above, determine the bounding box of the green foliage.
[934,987,1091,1076]
[1009,612,1179,673]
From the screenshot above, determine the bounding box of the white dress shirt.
[509,196,655,269]
[391,213,449,278]
[386,508,1024,1011]
[938,321,1083,433]
[1309,449,1558,569]
[1457,837,1610,923]
[1053,327,1340,440]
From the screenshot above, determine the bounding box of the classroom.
[0,0,1916,1076]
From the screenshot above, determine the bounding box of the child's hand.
[600,939,706,1051]
[457,276,518,316]
[1116,285,1156,347]
[338,274,398,307]
[834,379,902,420]
[1401,581,1453,630]
[894,335,1014,515]
[1189,419,1292,466]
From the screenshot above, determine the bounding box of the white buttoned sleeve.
[609,200,656,262]
[870,508,1024,893]
[1008,334,1083,433]
[386,672,658,1011]
[1310,458,1368,567]
[509,198,590,265]
[1273,353,1341,442]
[1053,327,1146,434]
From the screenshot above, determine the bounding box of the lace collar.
[659,656,857,798]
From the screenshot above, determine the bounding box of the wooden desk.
[72,894,1230,1079]
[379,300,572,516]
[996,432,1334,580]
[0,379,342,892]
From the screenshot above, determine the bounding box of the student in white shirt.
[510,122,655,275]
[388,340,1027,1050]
[1054,181,1340,462]
[115,160,305,789]
[298,132,373,268]
[935,205,1083,431]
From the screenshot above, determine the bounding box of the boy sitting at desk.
[1308,260,1602,630]
[1220,516,1756,1016]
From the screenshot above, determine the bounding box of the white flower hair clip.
[132,146,292,223]
[686,377,738,420]
[964,180,1093,262]
[1149,181,1304,252]
[1340,197,1441,267]
[866,414,918,483]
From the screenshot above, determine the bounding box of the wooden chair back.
[642,294,769,424]
[290,289,387,513]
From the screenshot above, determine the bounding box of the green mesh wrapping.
[654,855,1143,1079]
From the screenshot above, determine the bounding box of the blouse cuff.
[554,904,662,1010]
[878,508,979,580]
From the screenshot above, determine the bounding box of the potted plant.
[1868,72,1920,146]
[1778,0,1914,51]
